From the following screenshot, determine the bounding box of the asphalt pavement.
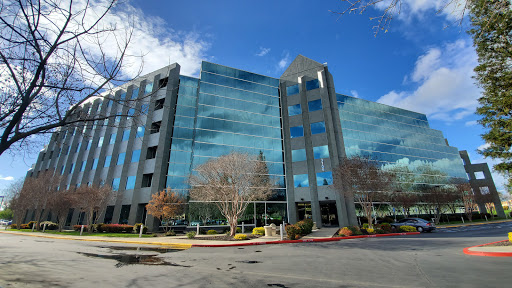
[0,222,510,288]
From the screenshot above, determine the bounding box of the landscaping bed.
[485,241,511,247]
[186,234,262,241]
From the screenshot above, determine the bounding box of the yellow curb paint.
[0,231,191,249]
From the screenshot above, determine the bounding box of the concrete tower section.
[280,55,357,228]
[459,150,506,218]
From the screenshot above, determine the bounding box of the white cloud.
[0,175,14,181]
[465,120,477,127]
[256,47,271,57]
[377,39,479,122]
[375,0,466,23]
[278,52,290,70]
[350,90,360,98]
[477,143,490,151]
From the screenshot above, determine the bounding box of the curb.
[438,219,512,229]
[191,232,420,247]
[1,230,419,248]
[463,240,512,257]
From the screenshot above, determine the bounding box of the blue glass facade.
[337,94,467,185]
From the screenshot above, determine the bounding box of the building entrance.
[320,201,338,226]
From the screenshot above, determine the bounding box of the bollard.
[280,224,283,241]
[196,223,200,235]
[242,222,245,233]
[31,223,35,232]
[485,215,488,221]
[139,224,144,238]
[43,223,47,233]
[80,225,84,236]
[461,217,464,224]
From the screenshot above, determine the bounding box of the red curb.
[191,232,420,247]
[463,240,512,257]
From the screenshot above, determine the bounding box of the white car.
[0,219,9,225]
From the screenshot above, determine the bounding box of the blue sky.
[0,0,506,194]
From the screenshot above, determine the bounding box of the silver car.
[391,218,435,232]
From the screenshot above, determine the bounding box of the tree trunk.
[229,216,238,237]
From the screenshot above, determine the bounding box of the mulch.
[486,241,512,247]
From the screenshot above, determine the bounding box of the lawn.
[7,229,155,238]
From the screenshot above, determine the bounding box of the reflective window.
[125,176,136,190]
[60,165,65,175]
[290,126,304,138]
[144,82,153,95]
[80,161,86,172]
[286,84,299,96]
[308,99,322,112]
[75,142,81,153]
[136,126,144,138]
[91,158,98,170]
[109,133,116,144]
[306,79,320,90]
[117,153,125,165]
[104,155,111,167]
[112,178,120,191]
[128,108,135,116]
[122,130,130,141]
[131,150,141,163]
[98,137,104,148]
[316,171,333,186]
[293,174,309,187]
[86,140,92,150]
[311,121,326,134]
[120,92,126,100]
[313,145,329,159]
[131,88,139,99]
[288,104,301,116]
[69,163,75,174]
[292,149,307,162]
[107,100,112,107]
[115,113,121,123]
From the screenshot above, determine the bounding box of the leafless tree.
[392,191,418,217]
[333,156,395,228]
[0,0,145,156]
[331,0,477,36]
[451,180,475,221]
[418,185,458,224]
[22,170,61,229]
[47,188,77,231]
[189,153,275,237]
[146,190,185,232]
[74,183,114,232]
[5,178,27,228]
[476,192,496,218]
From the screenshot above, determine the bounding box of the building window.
[479,186,490,195]
[146,146,157,159]
[120,92,126,101]
[308,99,322,112]
[107,99,113,107]
[151,121,161,134]
[131,150,141,163]
[128,108,135,116]
[144,82,153,95]
[142,173,153,188]
[60,165,65,175]
[64,146,70,155]
[136,126,144,138]
[98,137,104,148]
[131,88,139,100]
[293,174,309,188]
[76,142,81,153]
[112,178,120,191]
[159,77,168,88]
[69,163,75,174]
[125,176,136,190]
[316,171,333,186]
[286,84,299,96]
[306,79,320,91]
[290,125,304,138]
[115,113,121,123]
[313,145,329,159]
[117,153,126,165]
[475,171,485,179]
[122,130,130,141]
[80,161,87,172]
[86,140,92,150]
[310,121,326,135]
[109,133,116,145]
[292,149,307,162]
[91,158,98,170]
[104,155,112,167]
[155,98,165,110]
[288,104,301,116]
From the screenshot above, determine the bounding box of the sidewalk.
[436,219,512,229]
[464,240,512,257]
[0,227,415,248]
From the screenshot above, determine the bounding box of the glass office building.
[27,55,468,229]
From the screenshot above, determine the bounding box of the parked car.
[391,218,435,232]
[0,219,10,225]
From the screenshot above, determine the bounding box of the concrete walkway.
[436,219,512,229]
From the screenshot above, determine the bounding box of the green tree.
[469,0,512,189]
[0,208,13,220]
